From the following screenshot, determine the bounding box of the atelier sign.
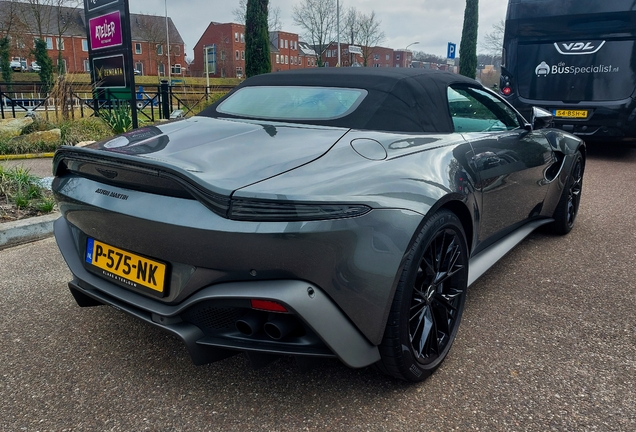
[89,10,123,50]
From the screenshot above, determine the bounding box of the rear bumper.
[508,95,636,142]
[55,217,381,368]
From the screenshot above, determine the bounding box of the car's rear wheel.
[377,210,468,382]
[548,151,583,235]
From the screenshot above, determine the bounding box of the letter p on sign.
[447,43,456,60]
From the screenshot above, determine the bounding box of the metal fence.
[0,82,233,123]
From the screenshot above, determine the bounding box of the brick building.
[0,1,184,76]
[192,23,317,78]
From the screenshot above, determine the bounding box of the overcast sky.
[129,0,508,60]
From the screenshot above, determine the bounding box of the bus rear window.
[516,40,636,102]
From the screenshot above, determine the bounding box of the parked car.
[52,68,585,382]
[10,57,22,72]
[29,61,41,72]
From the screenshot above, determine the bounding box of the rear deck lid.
[65,117,348,196]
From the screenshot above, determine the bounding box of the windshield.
[216,86,368,121]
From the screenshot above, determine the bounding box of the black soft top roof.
[198,68,480,133]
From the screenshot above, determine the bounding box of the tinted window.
[217,86,368,121]
[448,87,520,132]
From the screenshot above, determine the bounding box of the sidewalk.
[0,156,58,250]
[0,156,54,178]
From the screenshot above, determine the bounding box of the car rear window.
[216,86,368,121]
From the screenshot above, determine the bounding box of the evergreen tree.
[459,0,478,79]
[0,37,12,85]
[33,39,54,92]
[245,0,271,77]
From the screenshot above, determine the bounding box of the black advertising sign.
[92,54,127,88]
[84,0,134,96]
[84,0,138,127]
[86,0,120,13]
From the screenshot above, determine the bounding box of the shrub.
[59,117,113,145]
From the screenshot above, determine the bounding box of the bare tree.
[342,7,360,44]
[357,11,384,67]
[292,0,337,67]
[53,0,81,74]
[481,19,505,63]
[233,0,282,31]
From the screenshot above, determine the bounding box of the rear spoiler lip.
[54,146,231,217]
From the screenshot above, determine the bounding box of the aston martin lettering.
[95,188,129,200]
[555,41,605,55]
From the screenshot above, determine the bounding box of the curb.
[0,212,59,250]
[0,153,55,160]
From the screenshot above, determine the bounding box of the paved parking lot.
[1,143,635,431]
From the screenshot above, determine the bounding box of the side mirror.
[531,107,553,130]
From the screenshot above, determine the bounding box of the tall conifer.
[459,0,478,79]
[245,0,271,77]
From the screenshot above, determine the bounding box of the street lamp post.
[404,42,419,67]
[337,0,341,67]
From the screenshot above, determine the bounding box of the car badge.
[96,168,118,179]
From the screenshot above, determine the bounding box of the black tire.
[377,210,469,382]
[548,151,583,235]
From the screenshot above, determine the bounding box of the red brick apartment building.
[321,43,407,69]
[0,1,185,76]
[191,23,317,78]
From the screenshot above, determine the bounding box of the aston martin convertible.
[53,68,585,382]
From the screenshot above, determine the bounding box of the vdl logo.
[554,41,606,55]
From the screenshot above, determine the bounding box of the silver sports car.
[53,68,585,381]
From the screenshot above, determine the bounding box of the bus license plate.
[553,110,588,119]
[85,238,167,293]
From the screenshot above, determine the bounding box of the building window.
[83,59,90,71]
[241,50,245,60]
[235,32,239,42]
[374,54,379,61]
[220,50,226,60]
[172,64,181,74]
[45,37,53,50]
[386,54,389,60]
[284,39,288,49]
[157,44,163,55]
[135,62,143,74]
[158,63,165,75]
[276,54,280,64]
[57,38,64,50]
[135,43,142,54]
[236,67,243,78]
[325,62,329,67]
[235,50,239,60]
[57,58,67,72]
[82,39,88,51]
[280,39,284,48]
[285,55,288,64]
[221,68,225,78]
[396,54,400,60]
[240,33,245,43]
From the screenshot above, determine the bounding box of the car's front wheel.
[377,210,469,382]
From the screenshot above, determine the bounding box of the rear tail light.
[251,299,288,313]
[229,200,371,221]
[502,87,512,96]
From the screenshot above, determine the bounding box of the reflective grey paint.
[53,116,585,357]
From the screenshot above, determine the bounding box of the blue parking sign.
[447,43,457,59]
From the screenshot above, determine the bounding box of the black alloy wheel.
[549,151,584,235]
[378,210,469,382]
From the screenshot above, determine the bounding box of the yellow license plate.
[85,238,167,293]
[553,109,588,119]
